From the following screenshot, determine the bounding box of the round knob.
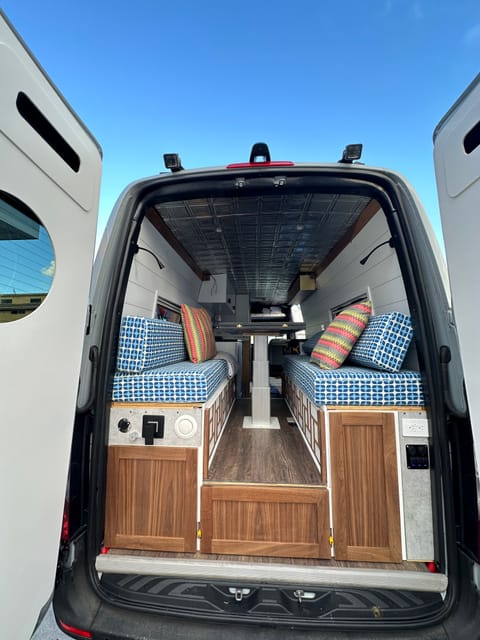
[117,418,130,433]
[128,430,141,442]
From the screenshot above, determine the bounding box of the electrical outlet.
[402,418,429,438]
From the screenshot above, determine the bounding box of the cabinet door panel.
[105,445,197,552]
[201,484,330,559]
[331,412,401,562]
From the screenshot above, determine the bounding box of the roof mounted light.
[249,142,271,163]
[227,142,294,169]
[163,153,184,172]
[339,143,363,163]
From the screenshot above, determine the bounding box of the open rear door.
[0,13,101,638]
[434,75,480,473]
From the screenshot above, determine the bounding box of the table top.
[215,321,305,336]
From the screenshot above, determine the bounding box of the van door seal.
[77,345,99,413]
[440,345,468,418]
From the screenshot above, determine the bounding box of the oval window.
[0,191,55,323]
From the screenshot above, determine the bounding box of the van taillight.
[58,620,92,638]
[61,500,69,543]
[478,518,480,560]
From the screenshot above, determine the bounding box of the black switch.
[141,415,165,445]
[117,418,130,433]
[406,444,430,469]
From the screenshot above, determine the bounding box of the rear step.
[96,554,448,593]
[99,571,445,624]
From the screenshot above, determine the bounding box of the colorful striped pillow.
[310,300,372,369]
[181,303,217,364]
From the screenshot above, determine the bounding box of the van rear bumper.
[53,531,480,640]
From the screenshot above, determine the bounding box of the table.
[215,321,305,429]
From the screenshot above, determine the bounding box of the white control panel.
[109,405,202,447]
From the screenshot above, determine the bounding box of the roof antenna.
[249,142,271,163]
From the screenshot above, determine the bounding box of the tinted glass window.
[0,192,55,323]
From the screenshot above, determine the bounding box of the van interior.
[90,162,451,623]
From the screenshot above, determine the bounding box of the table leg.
[242,335,280,429]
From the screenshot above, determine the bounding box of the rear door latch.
[228,587,251,602]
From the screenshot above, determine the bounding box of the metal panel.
[154,193,370,305]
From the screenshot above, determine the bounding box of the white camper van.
[1,11,479,640]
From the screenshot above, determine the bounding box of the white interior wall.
[123,218,202,317]
[301,211,409,336]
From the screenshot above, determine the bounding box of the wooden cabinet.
[330,412,402,563]
[201,483,330,559]
[203,378,235,478]
[283,376,326,482]
[104,408,404,565]
[105,445,197,552]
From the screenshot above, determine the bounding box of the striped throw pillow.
[310,300,372,369]
[181,304,217,364]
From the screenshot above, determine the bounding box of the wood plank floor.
[207,398,322,485]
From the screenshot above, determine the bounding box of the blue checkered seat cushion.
[348,312,413,372]
[116,316,187,373]
[112,358,228,403]
[112,315,229,402]
[283,355,424,406]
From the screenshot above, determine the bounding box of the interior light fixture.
[360,238,394,265]
[134,245,165,270]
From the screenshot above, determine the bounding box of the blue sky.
[2,1,479,245]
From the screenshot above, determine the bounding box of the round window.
[0,191,55,323]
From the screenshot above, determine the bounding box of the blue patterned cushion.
[116,316,187,373]
[348,313,413,373]
[112,358,228,403]
[283,355,424,406]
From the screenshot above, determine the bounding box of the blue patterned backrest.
[348,312,413,373]
[116,316,187,373]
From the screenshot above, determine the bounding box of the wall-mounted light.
[134,245,165,270]
[360,238,394,265]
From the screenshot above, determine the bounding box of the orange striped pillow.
[181,304,217,364]
[310,300,372,369]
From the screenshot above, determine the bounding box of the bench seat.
[112,316,231,403]
[283,355,424,406]
[112,358,229,403]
